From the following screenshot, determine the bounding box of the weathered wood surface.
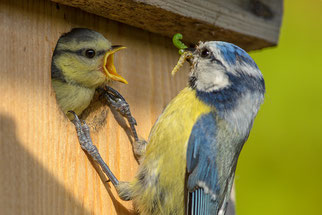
[0,0,191,214]
[50,0,283,51]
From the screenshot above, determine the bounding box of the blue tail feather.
[188,188,217,215]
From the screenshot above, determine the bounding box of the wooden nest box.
[0,0,282,214]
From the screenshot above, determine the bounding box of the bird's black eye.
[85,49,96,58]
[200,48,210,58]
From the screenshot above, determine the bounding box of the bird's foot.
[98,86,138,141]
[115,181,133,201]
[69,111,119,186]
[133,139,148,164]
[69,111,96,153]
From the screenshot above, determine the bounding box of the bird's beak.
[103,45,128,84]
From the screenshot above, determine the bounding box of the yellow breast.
[133,87,212,215]
[52,79,95,119]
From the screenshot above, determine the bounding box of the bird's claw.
[100,87,132,117]
[133,139,148,164]
[69,111,99,157]
[98,86,139,141]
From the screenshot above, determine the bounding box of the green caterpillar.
[172,33,188,55]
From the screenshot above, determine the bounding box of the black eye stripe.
[54,48,106,57]
[210,56,226,68]
[96,50,106,56]
[196,47,225,67]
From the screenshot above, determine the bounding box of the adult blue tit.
[51,28,127,120]
[71,40,265,215]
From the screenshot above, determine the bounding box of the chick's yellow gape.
[51,28,127,119]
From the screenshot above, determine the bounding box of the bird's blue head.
[188,41,265,113]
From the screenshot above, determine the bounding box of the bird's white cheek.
[196,69,230,92]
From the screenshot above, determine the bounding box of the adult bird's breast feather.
[131,87,213,215]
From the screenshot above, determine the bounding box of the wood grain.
[0,0,188,214]
[50,0,283,51]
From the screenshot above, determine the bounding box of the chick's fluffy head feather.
[52,28,112,88]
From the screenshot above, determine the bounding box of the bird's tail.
[187,188,218,215]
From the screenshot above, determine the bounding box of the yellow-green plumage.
[128,87,212,215]
[51,28,126,119]
[68,39,265,215]
[52,79,95,117]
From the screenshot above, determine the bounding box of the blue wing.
[186,112,220,214]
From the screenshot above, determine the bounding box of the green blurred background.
[236,0,322,214]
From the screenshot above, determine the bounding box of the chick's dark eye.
[200,48,210,58]
[85,49,96,58]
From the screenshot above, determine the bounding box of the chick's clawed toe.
[98,86,138,141]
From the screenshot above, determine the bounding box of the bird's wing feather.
[186,112,220,214]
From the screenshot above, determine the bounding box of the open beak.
[103,45,128,84]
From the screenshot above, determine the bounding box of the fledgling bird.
[51,28,128,119]
[72,41,265,215]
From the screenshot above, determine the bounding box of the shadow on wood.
[85,154,135,215]
[0,0,210,214]
[0,114,91,215]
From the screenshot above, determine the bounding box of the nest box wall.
[0,0,282,214]
[51,0,283,51]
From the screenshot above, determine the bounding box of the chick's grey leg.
[70,111,119,186]
[69,111,133,201]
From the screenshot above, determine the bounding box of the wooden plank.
[0,0,190,214]
[50,0,283,51]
